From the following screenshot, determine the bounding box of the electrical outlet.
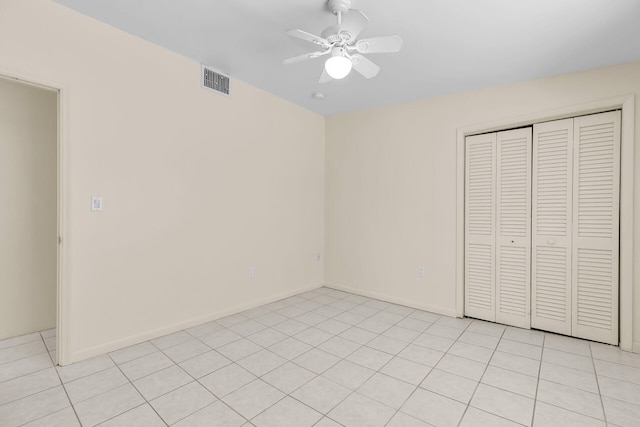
[248,266,255,277]
[418,266,425,277]
[316,253,321,261]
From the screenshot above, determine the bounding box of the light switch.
[91,196,103,212]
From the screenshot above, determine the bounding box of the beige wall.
[0,0,325,363]
[0,77,57,340]
[325,61,640,351]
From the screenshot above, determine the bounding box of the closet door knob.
[547,239,556,245]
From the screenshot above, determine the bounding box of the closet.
[464,111,620,345]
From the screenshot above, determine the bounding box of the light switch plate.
[91,196,103,212]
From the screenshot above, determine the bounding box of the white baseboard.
[67,282,323,365]
[324,282,458,318]
[633,341,640,354]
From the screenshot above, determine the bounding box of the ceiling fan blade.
[355,35,403,54]
[351,54,380,79]
[319,68,332,83]
[339,10,368,41]
[283,50,329,65]
[286,29,329,47]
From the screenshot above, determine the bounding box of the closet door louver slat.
[496,128,531,328]
[465,133,496,321]
[531,119,573,335]
[572,111,620,345]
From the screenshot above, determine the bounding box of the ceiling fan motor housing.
[328,0,351,15]
[321,27,345,44]
[330,46,348,58]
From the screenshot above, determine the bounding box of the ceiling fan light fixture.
[283,0,402,83]
[325,54,352,79]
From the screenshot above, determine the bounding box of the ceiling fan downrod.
[328,0,351,25]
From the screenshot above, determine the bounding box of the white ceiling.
[53,0,640,116]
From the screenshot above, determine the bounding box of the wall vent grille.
[201,64,230,95]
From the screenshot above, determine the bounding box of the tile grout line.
[590,342,609,426]
[534,335,617,425]
[93,290,326,425]
[0,334,62,420]
[0,333,62,426]
[380,352,441,425]
[0,342,65,424]
[241,291,388,424]
[454,321,507,427]
[0,333,44,355]
[0,347,49,370]
[233,291,418,425]
[105,352,170,427]
[530,332,545,427]
[43,330,83,427]
[117,316,289,423]
[320,311,418,426]
[357,309,441,427]
[217,293,462,425]
[187,361,251,425]
[195,290,342,424]
[0,356,53,386]
[160,288,363,425]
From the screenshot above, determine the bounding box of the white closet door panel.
[465,133,496,322]
[572,111,620,345]
[496,128,531,328]
[532,119,573,335]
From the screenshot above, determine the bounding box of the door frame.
[455,95,635,351]
[0,70,69,365]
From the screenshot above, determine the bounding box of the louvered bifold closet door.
[531,119,573,335]
[496,128,532,328]
[572,111,620,345]
[465,133,496,322]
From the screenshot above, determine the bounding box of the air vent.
[201,64,230,95]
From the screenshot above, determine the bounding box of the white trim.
[619,97,635,352]
[456,130,465,318]
[68,282,323,364]
[325,282,459,318]
[456,95,635,351]
[57,87,70,365]
[0,68,70,364]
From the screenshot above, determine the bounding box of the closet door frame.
[456,95,635,352]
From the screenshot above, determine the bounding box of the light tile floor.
[1,287,640,426]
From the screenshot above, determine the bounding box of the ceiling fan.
[283,0,403,83]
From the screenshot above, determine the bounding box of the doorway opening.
[0,74,62,365]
